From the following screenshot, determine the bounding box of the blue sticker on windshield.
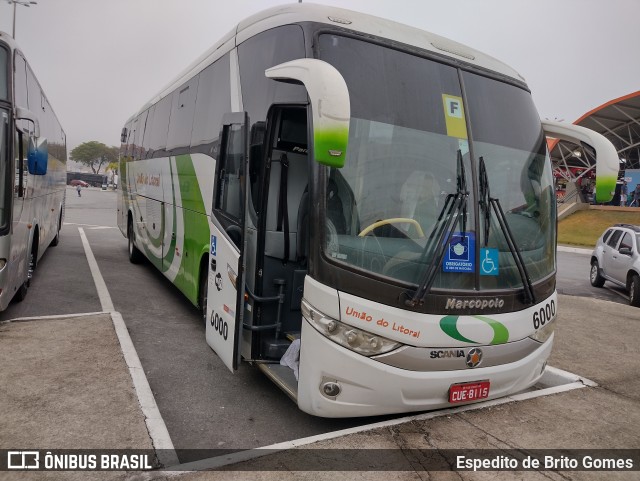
[481,248,499,276]
[443,232,475,273]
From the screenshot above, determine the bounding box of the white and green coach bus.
[0,32,66,312]
[118,4,618,417]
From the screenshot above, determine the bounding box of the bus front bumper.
[297,319,553,418]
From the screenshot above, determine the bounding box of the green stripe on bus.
[171,154,210,305]
[440,315,509,345]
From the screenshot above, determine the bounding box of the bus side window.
[14,125,28,197]
[214,122,245,247]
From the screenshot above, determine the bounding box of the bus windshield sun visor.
[479,157,536,305]
[404,150,469,308]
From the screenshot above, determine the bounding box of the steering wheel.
[358,218,425,238]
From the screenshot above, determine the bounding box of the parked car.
[69,179,89,187]
[590,224,640,307]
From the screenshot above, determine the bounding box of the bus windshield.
[0,46,7,101]
[318,34,556,292]
[1,108,9,231]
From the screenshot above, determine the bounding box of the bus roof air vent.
[431,42,476,60]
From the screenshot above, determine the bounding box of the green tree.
[106,161,119,175]
[70,141,119,174]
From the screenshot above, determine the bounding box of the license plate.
[449,381,490,403]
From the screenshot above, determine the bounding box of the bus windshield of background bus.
[318,34,556,291]
[0,47,7,100]
[1,108,9,231]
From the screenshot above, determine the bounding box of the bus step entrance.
[256,362,298,403]
[261,337,290,359]
[285,331,300,342]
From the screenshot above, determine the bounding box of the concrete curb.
[557,245,593,255]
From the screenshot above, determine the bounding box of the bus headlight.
[529,318,556,343]
[301,300,401,356]
[0,259,6,271]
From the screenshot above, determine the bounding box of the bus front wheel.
[198,263,208,327]
[14,279,28,302]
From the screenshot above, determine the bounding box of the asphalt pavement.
[2,295,638,480]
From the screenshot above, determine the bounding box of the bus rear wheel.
[128,219,143,264]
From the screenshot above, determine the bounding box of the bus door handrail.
[243,280,286,338]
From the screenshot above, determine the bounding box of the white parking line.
[64,222,117,229]
[78,227,179,467]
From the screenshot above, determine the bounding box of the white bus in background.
[118,4,618,417]
[0,32,66,311]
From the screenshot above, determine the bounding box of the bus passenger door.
[206,113,248,372]
[10,122,31,289]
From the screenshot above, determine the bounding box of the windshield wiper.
[479,156,535,305]
[405,150,468,307]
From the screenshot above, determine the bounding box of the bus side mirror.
[27,136,48,175]
[266,59,350,169]
[15,107,48,175]
[542,120,618,204]
[15,107,40,138]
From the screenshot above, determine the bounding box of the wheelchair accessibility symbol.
[481,248,499,276]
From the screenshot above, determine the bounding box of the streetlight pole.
[7,0,37,39]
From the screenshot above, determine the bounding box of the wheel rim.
[202,289,208,325]
[27,253,34,281]
[200,276,208,326]
[631,280,636,304]
[128,224,134,256]
[590,264,598,282]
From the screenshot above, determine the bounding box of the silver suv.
[590,224,640,307]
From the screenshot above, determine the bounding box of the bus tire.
[50,212,62,247]
[29,230,39,283]
[198,263,208,327]
[629,274,640,308]
[14,279,28,302]
[14,240,35,302]
[128,218,143,264]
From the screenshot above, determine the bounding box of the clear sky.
[1,0,638,153]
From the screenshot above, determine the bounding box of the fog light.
[321,381,341,398]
